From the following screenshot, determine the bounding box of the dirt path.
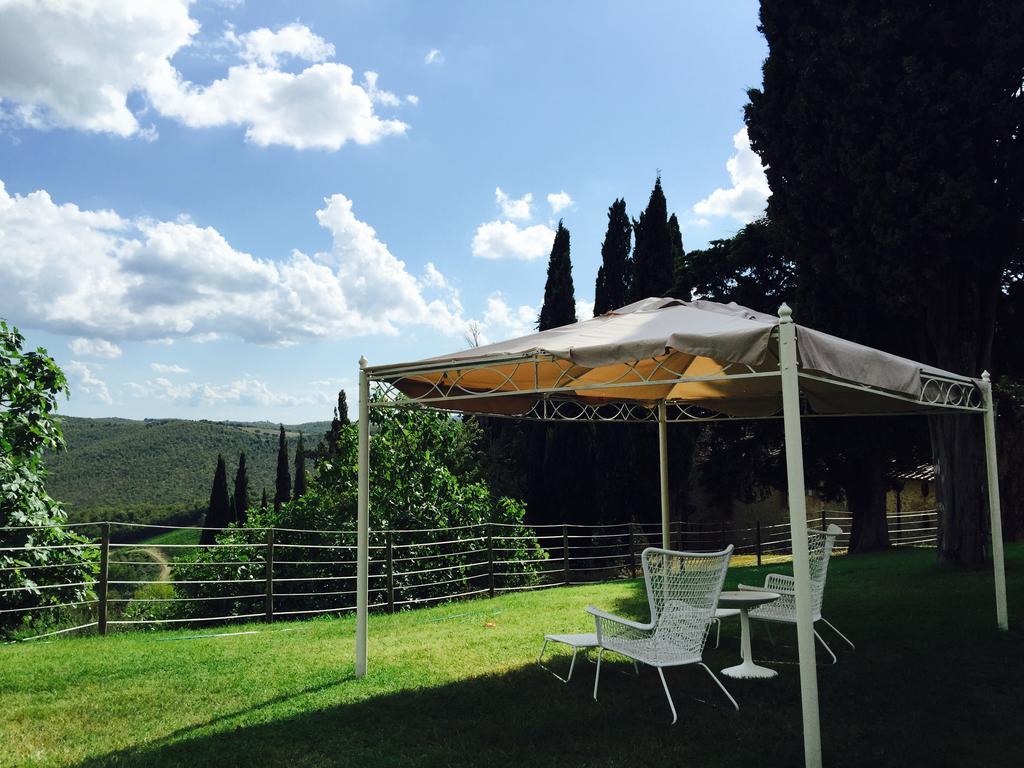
[113,546,172,582]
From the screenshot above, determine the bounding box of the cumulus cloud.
[691,127,770,223]
[477,293,537,343]
[230,22,334,68]
[472,220,555,261]
[65,361,113,405]
[0,2,409,151]
[471,187,555,260]
[495,188,532,221]
[151,362,189,374]
[424,48,444,65]
[127,374,328,408]
[0,178,465,345]
[575,298,594,320]
[547,191,574,214]
[69,338,122,359]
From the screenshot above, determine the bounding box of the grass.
[1,545,1021,768]
[137,526,203,547]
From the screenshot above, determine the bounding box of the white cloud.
[494,188,533,221]
[66,361,113,405]
[424,48,444,65]
[476,293,537,343]
[405,94,419,105]
[127,374,328,408]
[151,362,189,374]
[471,220,555,261]
[0,4,408,151]
[69,338,122,359]
[146,59,408,151]
[0,178,465,345]
[575,299,594,320]
[231,22,334,68]
[547,191,574,214]
[692,127,770,223]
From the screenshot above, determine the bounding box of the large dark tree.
[232,452,250,525]
[629,176,674,302]
[527,222,592,525]
[594,199,632,314]
[201,455,231,546]
[538,222,577,330]
[667,213,690,300]
[746,0,1024,565]
[293,434,308,501]
[274,425,291,514]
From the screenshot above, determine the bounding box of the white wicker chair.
[738,523,855,664]
[586,546,737,723]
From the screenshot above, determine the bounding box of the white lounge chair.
[738,523,855,663]
[586,545,737,723]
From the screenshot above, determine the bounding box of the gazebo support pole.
[658,401,671,550]
[778,304,823,768]
[981,371,1009,630]
[355,357,370,677]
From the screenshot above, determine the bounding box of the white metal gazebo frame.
[353,303,1009,768]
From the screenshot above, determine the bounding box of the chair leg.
[698,663,739,711]
[813,628,838,664]
[593,647,603,701]
[714,617,722,649]
[537,640,578,683]
[656,667,678,724]
[821,617,856,651]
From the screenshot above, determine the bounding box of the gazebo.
[354,297,1009,768]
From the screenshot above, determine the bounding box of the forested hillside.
[46,417,330,527]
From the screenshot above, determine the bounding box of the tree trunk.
[843,438,890,553]
[930,415,989,568]
[920,265,1000,567]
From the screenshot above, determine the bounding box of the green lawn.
[2,545,1022,768]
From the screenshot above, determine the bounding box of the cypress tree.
[594,199,632,315]
[667,213,692,300]
[260,487,268,513]
[528,222,595,526]
[274,425,291,513]
[629,176,674,302]
[323,390,351,458]
[233,452,250,525]
[293,434,307,501]
[200,455,231,545]
[537,222,577,331]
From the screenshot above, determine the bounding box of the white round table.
[717,590,781,679]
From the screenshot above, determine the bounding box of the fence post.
[97,522,110,636]
[562,524,570,585]
[756,520,762,567]
[629,524,637,578]
[897,498,903,546]
[487,524,495,599]
[821,509,828,531]
[264,528,274,623]
[385,531,394,613]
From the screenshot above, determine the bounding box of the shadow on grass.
[71,547,1024,768]
[71,659,809,768]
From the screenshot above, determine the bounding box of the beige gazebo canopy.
[354,298,1008,768]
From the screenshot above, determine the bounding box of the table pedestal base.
[721,660,777,679]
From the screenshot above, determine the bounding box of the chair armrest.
[585,605,653,644]
[585,605,652,631]
[736,583,776,593]
[764,573,796,592]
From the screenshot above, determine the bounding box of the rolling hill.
[45,416,332,528]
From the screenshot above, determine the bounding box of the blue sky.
[0,0,769,423]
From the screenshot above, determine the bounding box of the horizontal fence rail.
[1,509,939,641]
